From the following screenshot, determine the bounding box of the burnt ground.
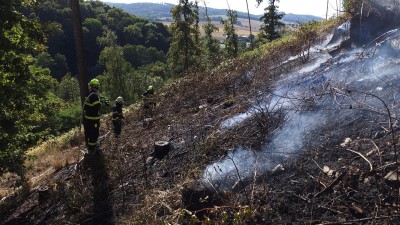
[1,18,400,224]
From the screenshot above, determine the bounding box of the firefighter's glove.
[100,96,110,105]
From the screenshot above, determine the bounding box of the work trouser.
[112,119,122,136]
[143,98,156,117]
[84,118,100,152]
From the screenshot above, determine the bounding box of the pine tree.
[222,9,238,58]
[259,0,284,42]
[167,0,201,75]
[202,1,220,66]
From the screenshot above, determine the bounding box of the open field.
[163,18,262,41]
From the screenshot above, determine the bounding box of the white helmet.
[115,96,124,104]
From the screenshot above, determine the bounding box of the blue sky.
[99,0,341,18]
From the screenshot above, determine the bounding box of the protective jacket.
[83,90,101,152]
[84,90,101,120]
[142,89,156,109]
[112,104,123,121]
[112,103,123,136]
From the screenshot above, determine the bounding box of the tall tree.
[202,1,220,65]
[193,1,201,57]
[0,0,56,176]
[97,27,130,100]
[222,9,239,58]
[167,0,201,75]
[246,0,254,50]
[56,73,80,102]
[70,0,88,106]
[259,0,284,42]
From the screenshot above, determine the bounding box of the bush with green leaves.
[0,0,59,176]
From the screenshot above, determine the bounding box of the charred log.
[181,181,223,212]
[152,141,171,159]
[38,186,49,205]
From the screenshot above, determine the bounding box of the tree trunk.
[70,0,88,107]
[245,0,254,50]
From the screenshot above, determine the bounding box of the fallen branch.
[314,171,347,198]
[170,150,189,159]
[346,148,373,171]
[308,174,327,188]
[312,159,323,171]
[376,162,397,171]
[286,191,309,202]
[368,139,383,166]
[317,205,344,215]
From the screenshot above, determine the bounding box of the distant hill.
[105,2,323,24]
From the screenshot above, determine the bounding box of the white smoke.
[203,22,400,191]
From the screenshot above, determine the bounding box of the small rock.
[146,156,155,165]
[323,166,330,173]
[340,137,352,147]
[199,104,207,109]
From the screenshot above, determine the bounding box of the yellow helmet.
[147,85,154,91]
[89,79,100,88]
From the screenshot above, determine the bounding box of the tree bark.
[70,0,88,107]
[245,0,254,50]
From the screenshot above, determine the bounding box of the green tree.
[259,0,284,42]
[123,44,166,68]
[167,0,201,75]
[192,1,201,53]
[222,9,238,58]
[97,27,131,101]
[35,52,68,80]
[123,24,143,44]
[295,21,319,61]
[36,0,170,79]
[51,53,69,80]
[201,1,220,66]
[56,73,80,102]
[35,52,55,69]
[0,0,56,176]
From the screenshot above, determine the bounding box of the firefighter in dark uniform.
[83,79,102,154]
[142,85,156,117]
[112,96,124,137]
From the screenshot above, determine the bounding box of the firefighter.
[112,96,124,137]
[83,78,102,155]
[142,85,156,117]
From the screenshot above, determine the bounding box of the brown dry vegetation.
[2,14,400,225]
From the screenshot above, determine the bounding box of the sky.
[99,0,341,18]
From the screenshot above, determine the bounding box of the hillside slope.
[2,2,400,224]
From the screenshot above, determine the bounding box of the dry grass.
[119,188,182,224]
[0,128,83,197]
[24,128,83,186]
